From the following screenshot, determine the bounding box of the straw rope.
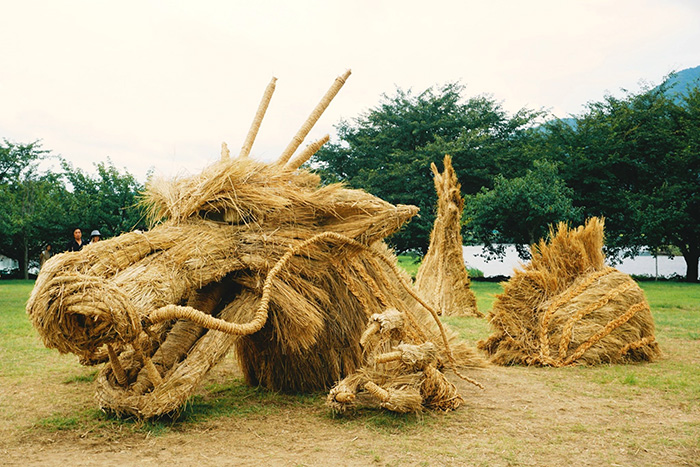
[562,301,648,366]
[538,267,615,362]
[618,336,657,358]
[557,279,637,360]
[364,381,390,402]
[360,321,381,346]
[375,351,403,364]
[240,77,276,158]
[277,70,351,166]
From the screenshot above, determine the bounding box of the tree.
[0,139,46,183]
[541,80,700,281]
[464,160,582,259]
[0,140,147,278]
[0,140,69,278]
[312,83,542,253]
[61,160,147,238]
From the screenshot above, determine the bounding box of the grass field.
[1,277,699,466]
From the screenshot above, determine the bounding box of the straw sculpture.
[27,70,483,418]
[414,155,481,317]
[477,217,661,366]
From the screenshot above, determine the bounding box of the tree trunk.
[682,247,699,283]
[22,235,29,280]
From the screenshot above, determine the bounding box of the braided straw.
[538,267,615,362]
[331,257,377,318]
[618,336,658,358]
[557,280,636,360]
[352,258,390,308]
[562,301,648,366]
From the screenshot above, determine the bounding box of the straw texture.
[27,72,484,418]
[477,217,661,366]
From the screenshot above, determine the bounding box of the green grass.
[3,277,700,436]
[396,254,421,278]
[0,279,69,377]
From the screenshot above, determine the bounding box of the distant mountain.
[660,65,700,102]
[544,65,700,127]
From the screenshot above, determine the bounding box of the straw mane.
[27,71,484,418]
[477,217,661,366]
[415,155,481,317]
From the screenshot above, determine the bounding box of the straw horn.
[286,134,330,170]
[276,69,351,166]
[239,77,277,158]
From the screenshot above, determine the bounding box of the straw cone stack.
[415,155,481,317]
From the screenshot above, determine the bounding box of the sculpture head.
[27,70,417,364]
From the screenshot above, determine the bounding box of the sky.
[2,0,699,181]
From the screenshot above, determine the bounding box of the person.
[39,244,52,269]
[90,230,101,243]
[66,228,85,252]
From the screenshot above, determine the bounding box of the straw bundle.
[477,217,661,366]
[415,155,481,317]
[26,71,484,419]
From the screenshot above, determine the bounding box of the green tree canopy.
[0,140,147,278]
[311,83,542,253]
[61,160,147,239]
[541,80,700,281]
[0,141,70,278]
[465,159,582,259]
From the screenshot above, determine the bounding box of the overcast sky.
[2,0,699,180]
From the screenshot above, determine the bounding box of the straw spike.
[239,76,277,158]
[221,142,230,161]
[276,69,351,166]
[286,134,330,170]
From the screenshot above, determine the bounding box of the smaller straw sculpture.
[415,155,481,317]
[477,217,661,366]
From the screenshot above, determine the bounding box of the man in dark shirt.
[66,228,85,252]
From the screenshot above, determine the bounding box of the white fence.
[463,245,689,279]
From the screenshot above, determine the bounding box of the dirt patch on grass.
[2,352,698,467]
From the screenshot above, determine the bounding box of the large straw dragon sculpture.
[27,71,483,418]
